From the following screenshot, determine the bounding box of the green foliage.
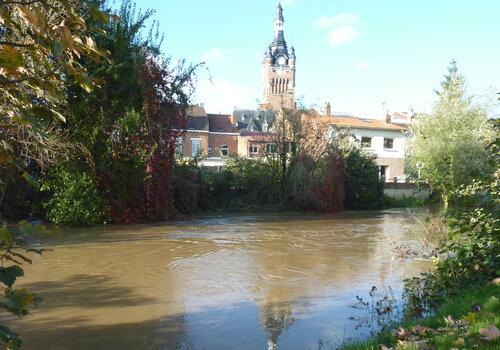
[342,284,500,350]
[405,114,499,311]
[409,61,496,204]
[225,156,278,208]
[49,0,197,223]
[0,266,24,288]
[172,156,279,213]
[42,162,106,226]
[0,224,44,350]
[343,145,384,210]
[171,158,205,214]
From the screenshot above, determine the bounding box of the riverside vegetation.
[342,62,499,349]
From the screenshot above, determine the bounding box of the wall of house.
[350,129,405,159]
[237,137,249,157]
[182,131,209,157]
[375,157,405,179]
[350,128,406,179]
[330,127,407,179]
[208,133,239,158]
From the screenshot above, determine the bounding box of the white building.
[321,110,410,181]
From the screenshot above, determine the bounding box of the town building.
[316,106,409,180]
[178,4,413,181]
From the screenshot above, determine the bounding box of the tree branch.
[0,41,34,48]
[0,67,58,86]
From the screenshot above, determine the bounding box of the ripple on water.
[12,210,428,350]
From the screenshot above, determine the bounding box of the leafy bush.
[406,172,499,310]
[225,156,278,208]
[343,146,384,210]
[171,158,204,214]
[285,148,346,212]
[42,163,106,226]
[172,156,278,213]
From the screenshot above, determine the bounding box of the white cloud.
[200,48,228,64]
[328,26,360,47]
[195,79,257,114]
[356,61,371,70]
[314,13,359,28]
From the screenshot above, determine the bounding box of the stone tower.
[261,3,296,110]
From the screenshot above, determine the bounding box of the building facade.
[324,114,407,180]
[261,4,296,111]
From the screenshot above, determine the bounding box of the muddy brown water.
[8,210,430,350]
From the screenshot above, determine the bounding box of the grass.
[341,284,500,349]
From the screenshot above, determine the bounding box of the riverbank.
[342,283,500,350]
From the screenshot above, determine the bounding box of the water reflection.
[9,210,428,349]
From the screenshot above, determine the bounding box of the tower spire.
[276,2,284,22]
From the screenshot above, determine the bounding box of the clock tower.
[261,3,296,110]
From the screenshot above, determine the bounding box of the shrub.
[343,146,384,210]
[286,148,346,212]
[42,163,106,226]
[406,173,499,309]
[225,156,278,209]
[171,158,204,214]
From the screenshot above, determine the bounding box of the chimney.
[385,112,392,123]
[324,101,331,117]
[230,112,238,125]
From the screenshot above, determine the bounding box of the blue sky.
[137,0,500,117]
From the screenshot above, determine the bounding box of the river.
[9,209,429,350]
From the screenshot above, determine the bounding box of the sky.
[136,0,500,118]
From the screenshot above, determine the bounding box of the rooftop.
[312,114,407,132]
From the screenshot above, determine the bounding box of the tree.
[43,0,198,224]
[0,1,107,347]
[409,61,496,205]
[0,0,107,168]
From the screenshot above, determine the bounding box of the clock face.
[277,56,286,66]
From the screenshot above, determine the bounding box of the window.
[384,138,394,149]
[249,145,258,155]
[191,139,201,156]
[266,143,276,154]
[361,137,372,148]
[380,165,389,180]
[220,144,229,157]
[175,137,184,156]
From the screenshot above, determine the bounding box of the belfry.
[261,3,296,110]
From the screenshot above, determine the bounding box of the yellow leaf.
[86,36,96,50]
[464,312,476,325]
